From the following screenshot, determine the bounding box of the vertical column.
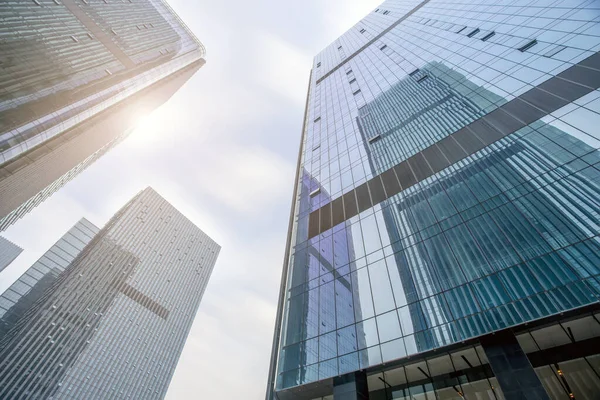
[480,331,549,400]
[333,371,369,400]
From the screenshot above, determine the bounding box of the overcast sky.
[1,1,381,398]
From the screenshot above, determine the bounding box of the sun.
[126,104,173,147]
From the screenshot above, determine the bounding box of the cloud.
[182,141,295,216]
[252,31,313,105]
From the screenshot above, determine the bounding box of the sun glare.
[126,104,174,147]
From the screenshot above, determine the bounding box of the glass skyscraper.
[268,1,600,399]
[0,187,220,399]
[0,236,22,274]
[0,0,206,231]
[0,218,99,340]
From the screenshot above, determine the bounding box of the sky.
[0,0,381,398]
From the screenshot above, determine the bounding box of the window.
[317,62,321,68]
[383,10,390,15]
[409,69,420,76]
[380,45,387,50]
[309,188,321,197]
[467,28,480,38]
[32,0,41,4]
[313,117,321,123]
[360,28,366,34]
[349,78,356,84]
[353,89,361,95]
[337,46,342,50]
[368,134,381,143]
[544,44,565,58]
[456,26,466,34]
[70,35,78,43]
[346,70,353,75]
[518,39,537,52]
[417,75,429,83]
[312,145,320,151]
[481,31,495,42]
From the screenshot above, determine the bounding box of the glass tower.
[0,236,22,274]
[268,1,600,399]
[0,218,99,339]
[0,0,206,231]
[0,188,220,399]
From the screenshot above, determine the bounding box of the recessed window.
[368,134,381,143]
[353,89,361,95]
[481,31,495,42]
[467,28,480,38]
[544,44,566,58]
[380,45,387,50]
[518,39,537,52]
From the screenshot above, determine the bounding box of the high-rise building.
[268,1,600,399]
[0,236,22,274]
[0,218,99,339]
[0,0,206,231]
[0,187,220,399]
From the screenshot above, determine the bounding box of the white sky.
[1,1,381,398]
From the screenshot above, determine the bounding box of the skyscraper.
[268,1,600,399]
[0,0,206,231]
[0,236,22,274]
[0,187,220,399]
[0,218,99,339]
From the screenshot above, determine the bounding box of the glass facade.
[0,218,99,339]
[0,236,22,274]
[0,188,220,399]
[0,0,206,231]
[269,1,600,399]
